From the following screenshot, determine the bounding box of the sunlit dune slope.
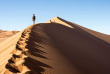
[0,30,19,43]
[0,31,23,73]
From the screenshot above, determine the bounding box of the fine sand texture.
[0,17,110,74]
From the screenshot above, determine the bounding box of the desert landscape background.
[0,30,19,43]
[0,17,110,74]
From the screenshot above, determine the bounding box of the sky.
[0,0,110,35]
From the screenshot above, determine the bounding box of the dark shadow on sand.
[24,25,52,74]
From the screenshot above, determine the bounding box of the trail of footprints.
[5,29,31,74]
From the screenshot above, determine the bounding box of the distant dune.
[0,30,19,43]
[0,17,110,74]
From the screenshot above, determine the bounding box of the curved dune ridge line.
[46,17,74,28]
[0,17,110,74]
[46,17,110,44]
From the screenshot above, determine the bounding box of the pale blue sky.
[0,0,110,35]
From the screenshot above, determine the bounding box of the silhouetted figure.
[50,20,51,23]
[32,14,36,24]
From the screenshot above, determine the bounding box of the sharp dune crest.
[47,17,110,44]
[0,17,110,74]
[46,17,74,28]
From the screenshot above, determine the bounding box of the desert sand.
[0,30,19,43]
[0,17,110,74]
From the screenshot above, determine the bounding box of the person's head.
[33,14,35,16]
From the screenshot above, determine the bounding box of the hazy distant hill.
[0,29,19,42]
[0,29,19,38]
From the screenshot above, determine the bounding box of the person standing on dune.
[32,14,36,24]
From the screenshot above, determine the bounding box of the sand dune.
[47,17,110,44]
[0,30,19,43]
[0,17,110,74]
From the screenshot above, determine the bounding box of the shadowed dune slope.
[0,17,110,74]
[41,23,110,74]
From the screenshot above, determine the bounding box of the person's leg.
[33,21,34,24]
[33,19,35,24]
